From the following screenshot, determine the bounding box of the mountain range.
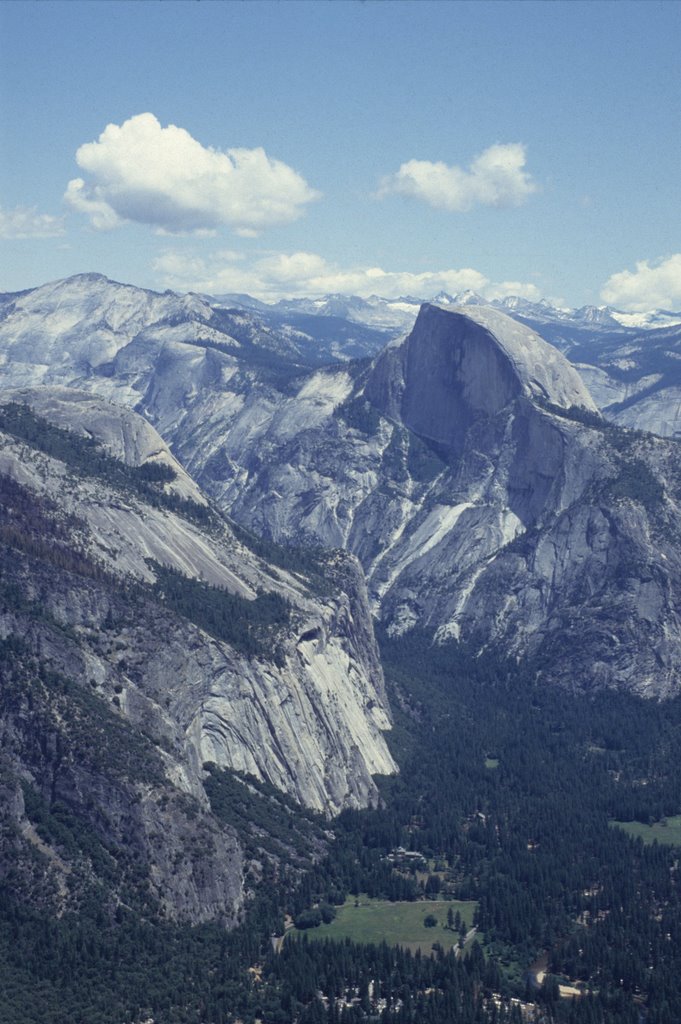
[7,272,681,435]
[3,275,681,693]
[3,270,681,930]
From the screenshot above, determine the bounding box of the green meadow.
[611,814,681,846]
[291,897,478,956]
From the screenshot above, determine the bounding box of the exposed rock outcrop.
[0,391,396,921]
[163,303,681,698]
[3,277,681,697]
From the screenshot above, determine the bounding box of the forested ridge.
[5,402,681,1021]
[3,627,681,1021]
[0,402,210,523]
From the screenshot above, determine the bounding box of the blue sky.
[1,0,680,309]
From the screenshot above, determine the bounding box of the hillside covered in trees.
[2,631,681,1022]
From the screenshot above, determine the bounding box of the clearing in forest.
[610,814,681,846]
[291,897,478,955]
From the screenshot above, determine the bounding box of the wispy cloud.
[65,113,320,235]
[601,255,681,311]
[379,143,537,212]
[0,205,65,239]
[153,248,542,303]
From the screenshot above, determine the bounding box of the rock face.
[246,286,681,439]
[0,273,392,374]
[0,390,395,921]
[2,384,207,505]
[3,276,681,698]
[366,304,596,457]
[0,388,395,813]
[490,299,681,438]
[162,302,681,698]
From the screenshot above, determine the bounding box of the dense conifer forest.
[3,626,681,1021]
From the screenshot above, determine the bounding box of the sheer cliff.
[0,391,395,923]
[3,278,681,697]
[164,303,681,697]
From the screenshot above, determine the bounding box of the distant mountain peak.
[573,304,619,326]
[449,289,487,305]
[430,290,456,305]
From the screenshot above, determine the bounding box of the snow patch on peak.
[609,309,681,329]
[430,291,457,306]
[449,289,487,306]
[573,305,619,326]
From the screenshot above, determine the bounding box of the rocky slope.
[4,276,681,697]
[257,288,681,437]
[0,390,395,923]
[5,272,681,438]
[563,323,681,438]
[164,303,681,697]
[0,273,392,373]
[481,298,681,437]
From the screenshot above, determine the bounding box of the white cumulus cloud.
[153,248,542,304]
[64,113,320,235]
[601,255,681,312]
[0,205,65,239]
[379,143,537,212]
